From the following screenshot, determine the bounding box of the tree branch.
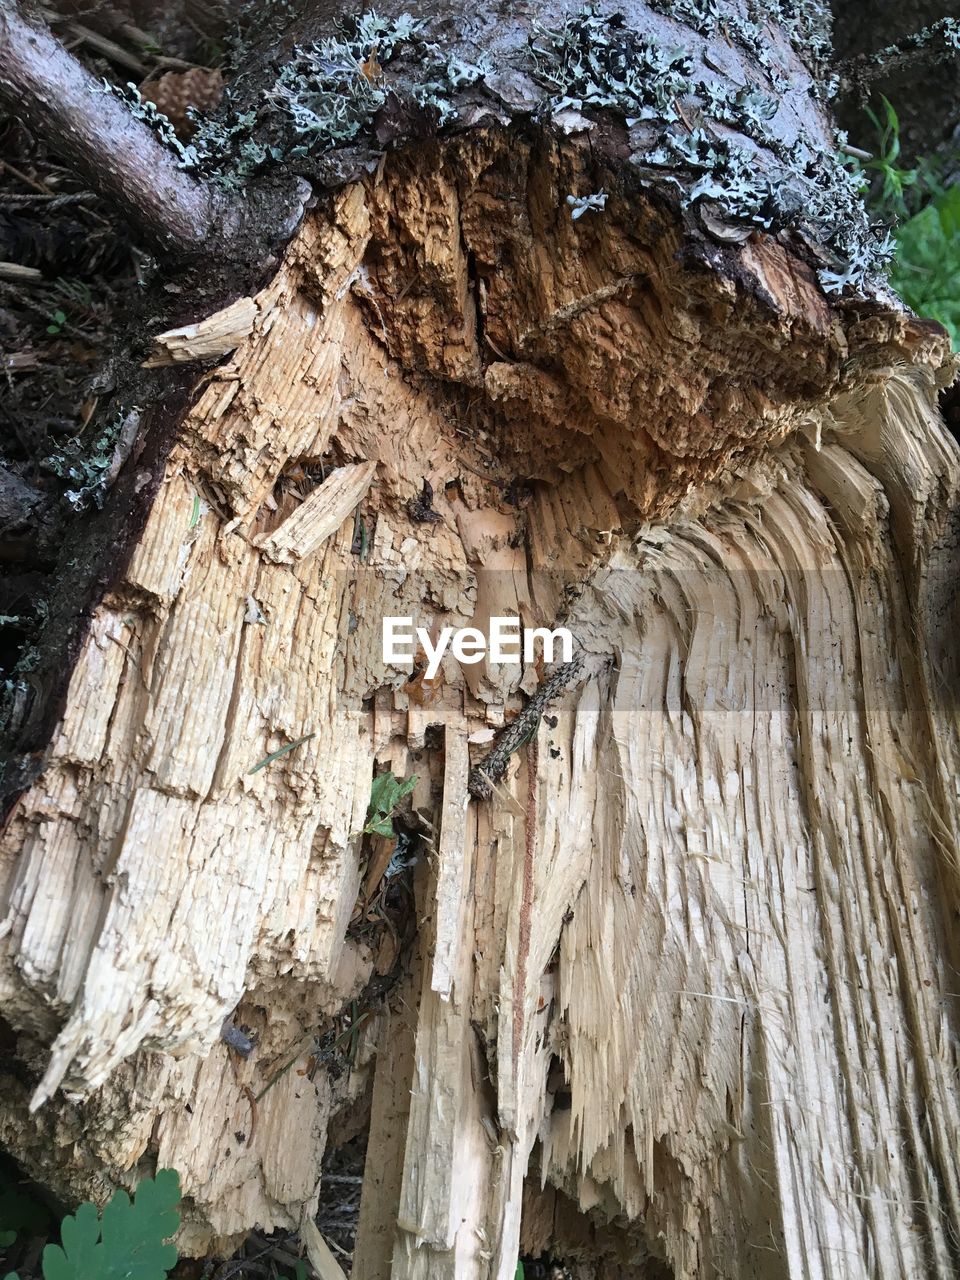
[835,16,960,94]
[0,1,242,255]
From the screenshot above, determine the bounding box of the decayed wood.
[2,30,960,1280]
[0,0,888,803]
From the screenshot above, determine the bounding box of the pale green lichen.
[188,107,282,190]
[531,5,891,294]
[114,0,886,297]
[849,15,960,78]
[0,679,31,737]
[444,54,493,88]
[567,190,608,218]
[96,80,198,168]
[264,12,424,151]
[531,8,695,123]
[42,409,126,512]
[647,0,832,76]
[96,78,265,186]
[645,127,894,291]
[189,10,490,182]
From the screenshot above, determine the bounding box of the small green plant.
[851,95,948,219]
[2,1169,180,1280]
[840,94,960,346]
[361,770,418,838]
[857,96,920,218]
[849,95,960,347]
[890,185,960,349]
[55,279,93,309]
[45,309,68,337]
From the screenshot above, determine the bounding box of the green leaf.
[368,771,401,816]
[366,771,417,818]
[41,1171,180,1280]
[866,95,899,158]
[99,1173,179,1279]
[393,774,418,802]
[365,816,395,837]
[358,770,418,839]
[890,184,960,349]
[0,1231,16,1247]
[515,1263,524,1280]
[43,1202,103,1280]
[248,733,315,774]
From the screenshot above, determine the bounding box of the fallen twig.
[467,655,585,800]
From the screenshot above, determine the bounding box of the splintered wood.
[2,128,960,1279]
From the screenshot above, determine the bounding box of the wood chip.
[256,462,377,564]
[143,296,258,366]
[0,261,42,282]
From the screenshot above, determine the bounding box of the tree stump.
[1,2,959,1277]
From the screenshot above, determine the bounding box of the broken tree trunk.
[2,2,960,1278]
